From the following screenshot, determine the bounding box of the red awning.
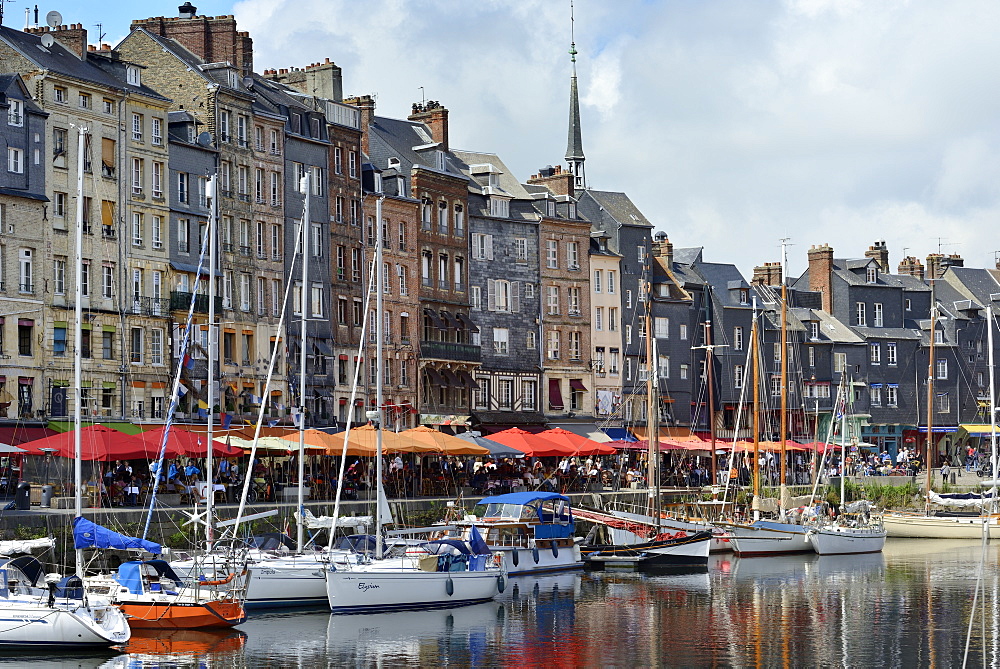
[548,379,564,410]
[339,354,349,361]
[0,426,58,447]
[569,379,588,392]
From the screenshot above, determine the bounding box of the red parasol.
[20,424,149,461]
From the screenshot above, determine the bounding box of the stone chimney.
[408,100,448,151]
[343,94,375,156]
[752,261,783,287]
[865,239,890,273]
[897,255,925,279]
[527,164,575,199]
[131,13,254,75]
[179,2,197,19]
[52,24,88,60]
[807,244,834,312]
[269,59,344,101]
[652,231,673,267]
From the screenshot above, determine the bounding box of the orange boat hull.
[120,599,246,629]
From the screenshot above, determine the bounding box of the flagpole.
[297,172,311,553]
[206,172,219,550]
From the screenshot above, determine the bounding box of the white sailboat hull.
[491,543,582,575]
[171,552,330,609]
[882,513,1000,539]
[807,526,886,555]
[324,563,501,614]
[0,597,130,647]
[723,521,814,556]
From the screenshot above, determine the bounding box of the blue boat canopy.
[478,491,569,506]
[72,517,162,555]
[115,560,185,595]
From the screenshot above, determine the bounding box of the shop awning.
[44,421,144,436]
[0,426,58,446]
[917,426,959,434]
[423,308,445,329]
[547,422,611,443]
[958,424,1000,437]
[569,379,588,392]
[441,369,460,387]
[425,367,446,386]
[312,339,334,357]
[456,313,479,333]
[458,370,480,390]
[548,379,564,410]
[439,311,459,329]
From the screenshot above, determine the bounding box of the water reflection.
[3,540,999,667]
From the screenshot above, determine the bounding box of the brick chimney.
[807,244,834,312]
[407,100,448,151]
[897,255,925,278]
[47,24,89,60]
[131,13,254,75]
[752,261,783,287]
[343,94,375,156]
[865,239,890,273]
[652,231,673,267]
[527,164,575,199]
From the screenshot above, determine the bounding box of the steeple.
[565,0,586,191]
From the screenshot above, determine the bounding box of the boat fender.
[532,546,540,563]
[446,576,455,597]
[198,572,236,587]
[497,575,506,593]
[512,549,519,567]
[552,543,559,558]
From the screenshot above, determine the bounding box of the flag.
[268,419,279,427]
[182,353,195,369]
[176,384,188,397]
[469,525,491,555]
[220,412,233,429]
[197,399,209,418]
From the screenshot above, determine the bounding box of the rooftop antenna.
[418,86,425,106]
[0,0,16,26]
[95,23,106,43]
[935,237,958,254]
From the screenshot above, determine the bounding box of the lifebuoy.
[198,572,236,586]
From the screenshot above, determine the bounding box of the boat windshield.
[482,503,525,519]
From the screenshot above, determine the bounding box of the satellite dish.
[241,76,254,89]
[45,10,62,28]
[40,34,54,48]
[196,132,212,147]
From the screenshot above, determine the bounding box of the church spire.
[566,0,586,190]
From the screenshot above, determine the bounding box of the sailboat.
[322,179,503,613]
[720,260,816,556]
[580,260,712,570]
[883,299,1000,538]
[0,128,131,647]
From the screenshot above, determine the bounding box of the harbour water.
[6,538,999,667]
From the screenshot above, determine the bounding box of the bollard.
[951,472,957,485]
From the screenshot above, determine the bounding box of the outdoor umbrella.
[488,427,574,458]
[20,425,149,461]
[0,443,26,454]
[454,432,525,459]
[398,426,490,455]
[290,428,378,457]
[341,424,434,454]
[218,435,327,455]
[537,428,617,456]
[139,426,242,458]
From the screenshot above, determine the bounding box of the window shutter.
[487,279,496,311]
[511,281,520,313]
[485,235,494,260]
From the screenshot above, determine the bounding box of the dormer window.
[867,265,878,283]
[739,289,749,305]
[546,200,555,217]
[435,150,446,171]
[489,197,509,218]
[126,66,140,86]
[488,173,499,188]
[810,322,819,340]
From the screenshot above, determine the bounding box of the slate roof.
[577,190,653,229]
[673,247,703,265]
[451,150,533,199]
[0,73,45,115]
[1,26,167,100]
[368,114,466,185]
[813,310,865,344]
[125,29,251,100]
[944,266,1000,306]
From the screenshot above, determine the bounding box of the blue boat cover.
[115,560,184,594]
[478,491,569,506]
[601,427,636,442]
[469,525,491,555]
[72,517,162,554]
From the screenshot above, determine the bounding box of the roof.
[477,491,570,506]
[1,27,166,100]
[944,266,1000,305]
[124,29,252,100]
[577,189,653,229]
[674,247,703,265]
[368,114,466,182]
[813,310,865,343]
[451,150,533,199]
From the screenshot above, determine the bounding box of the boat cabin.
[465,492,576,546]
[115,560,185,595]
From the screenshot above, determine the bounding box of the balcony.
[170,291,224,314]
[130,296,170,316]
[420,340,481,363]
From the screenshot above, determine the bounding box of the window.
[609,307,618,332]
[734,326,744,351]
[237,165,248,196]
[438,201,448,233]
[237,114,248,146]
[7,98,22,126]
[625,325,632,346]
[311,166,323,196]
[311,283,324,317]
[103,98,114,114]
[547,286,559,315]
[870,343,880,364]
[7,147,22,173]
[81,261,89,297]
[454,205,464,234]
[53,192,67,218]
[937,358,948,379]
[271,172,280,205]
[870,385,882,406]
[658,355,670,380]
[398,222,406,250]
[523,381,537,411]
[78,92,91,109]
[511,237,527,262]
[655,317,669,338]
[240,273,251,311]
[905,298,912,311]
[887,385,898,407]
[546,240,558,268]
[223,271,233,309]
[54,86,67,103]
[887,342,897,365]
[132,213,143,246]
[257,277,267,315]
[680,324,688,340]
[272,279,281,316]
[349,150,357,178]
[132,113,143,141]
[834,352,847,373]
[867,265,878,283]
[527,331,537,349]
[126,65,140,86]
[567,242,580,269]
[311,223,322,257]
[397,265,408,296]
[102,264,114,298]
[607,270,616,294]
[150,329,163,365]
[594,270,602,293]
[471,285,482,310]
[219,111,230,142]
[855,302,866,326]
[609,349,620,374]
[569,331,582,360]
[151,216,162,249]
[334,147,342,174]
[547,330,560,359]
[18,320,32,356]
[809,322,819,340]
[131,158,142,195]
[130,327,144,364]
[625,290,633,309]
[874,303,883,327]
[808,346,815,367]
[493,328,509,355]
[937,392,950,413]
[472,233,493,260]
[595,307,603,331]
[151,118,162,146]
[934,329,944,344]
[18,248,32,293]
[568,287,580,315]
[53,326,67,357]
[638,245,646,265]
[152,162,163,199]
[269,129,280,154]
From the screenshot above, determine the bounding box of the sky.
[15,0,1000,278]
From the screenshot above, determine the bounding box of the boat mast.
[751,297,761,519]
[297,172,311,552]
[705,319,717,487]
[925,280,936,514]
[779,239,789,498]
[644,270,660,525]
[988,306,997,508]
[374,183,386,559]
[73,127,87,579]
[205,172,218,551]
